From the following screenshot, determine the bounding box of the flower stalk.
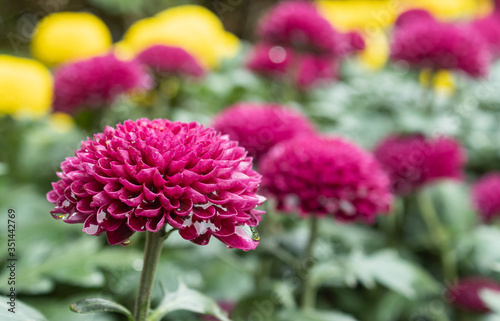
[417,190,456,281]
[134,230,169,321]
[301,215,319,311]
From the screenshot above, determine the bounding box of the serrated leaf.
[0,297,48,321]
[69,298,134,321]
[149,282,231,321]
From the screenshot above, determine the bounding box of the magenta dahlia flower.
[394,9,436,29]
[469,14,500,58]
[345,31,366,53]
[472,172,500,223]
[391,20,491,78]
[296,55,338,88]
[447,277,500,313]
[136,45,205,78]
[47,119,265,250]
[212,103,315,162]
[374,134,466,195]
[53,54,151,114]
[258,1,344,56]
[246,43,292,78]
[259,135,393,223]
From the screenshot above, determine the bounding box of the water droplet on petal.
[51,212,68,220]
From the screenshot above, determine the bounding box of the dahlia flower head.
[212,103,315,162]
[53,54,152,114]
[472,172,500,223]
[394,9,436,29]
[390,17,491,78]
[468,14,500,58]
[374,134,466,195]
[136,45,205,78]
[259,135,393,223]
[47,119,265,251]
[246,43,339,89]
[447,277,500,313]
[258,1,346,56]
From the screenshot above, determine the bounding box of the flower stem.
[134,230,169,321]
[416,190,456,281]
[301,215,319,311]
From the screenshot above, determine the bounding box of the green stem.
[133,230,169,321]
[301,215,319,311]
[416,191,456,281]
[423,69,436,115]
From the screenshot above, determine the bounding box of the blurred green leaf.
[0,297,48,321]
[149,281,231,321]
[70,298,134,321]
[278,309,358,321]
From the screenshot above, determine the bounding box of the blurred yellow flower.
[120,5,239,69]
[316,0,396,31]
[49,112,75,134]
[31,12,112,66]
[401,0,483,20]
[316,0,393,70]
[0,55,53,118]
[420,69,456,96]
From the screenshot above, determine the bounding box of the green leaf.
[149,281,232,321]
[0,297,48,321]
[278,309,358,321]
[69,298,134,321]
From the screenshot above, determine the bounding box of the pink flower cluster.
[374,134,466,195]
[53,54,152,114]
[248,1,365,89]
[47,119,265,250]
[472,172,500,223]
[447,277,500,313]
[260,135,393,223]
[391,10,491,78]
[212,102,315,161]
[136,45,205,78]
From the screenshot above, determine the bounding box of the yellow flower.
[121,5,239,69]
[0,55,53,118]
[400,0,480,21]
[420,69,456,96]
[315,0,396,31]
[49,112,75,134]
[31,12,112,66]
[315,0,393,70]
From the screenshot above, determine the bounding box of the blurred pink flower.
[391,20,491,78]
[53,54,152,114]
[136,45,205,78]
[258,1,345,56]
[47,119,265,250]
[394,9,436,29]
[374,134,466,195]
[246,43,292,78]
[472,172,500,222]
[296,55,338,88]
[259,135,393,223]
[212,102,315,161]
[469,14,500,58]
[447,277,500,313]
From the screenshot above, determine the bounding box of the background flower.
[0,55,53,118]
[212,103,315,161]
[136,45,205,78]
[472,172,500,223]
[52,54,151,114]
[260,135,393,223]
[390,19,491,78]
[120,5,239,69]
[447,277,500,312]
[47,119,265,250]
[31,12,112,66]
[374,134,466,195]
